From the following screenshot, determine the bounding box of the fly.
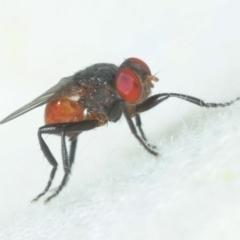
[1,57,239,203]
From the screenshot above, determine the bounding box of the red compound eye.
[116,68,142,104]
[128,57,151,75]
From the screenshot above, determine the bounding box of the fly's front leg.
[136,93,240,113]
[133,93,240,154]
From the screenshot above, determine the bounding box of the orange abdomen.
[45,98,85,125]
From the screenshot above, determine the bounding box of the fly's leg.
[69,137,78,167]
[135,114,147,141]
[136,93,239,113]
[135,113,156,149]
[32,120,99,203]
[45,130,70,203]
[132,93,239,155]
[32,128,58,203]
[119,101,158,156]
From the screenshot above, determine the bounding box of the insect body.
[0,57,238,203]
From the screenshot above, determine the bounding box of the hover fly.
[1,57,238,203]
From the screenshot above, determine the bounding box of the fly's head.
[115,57,159,105]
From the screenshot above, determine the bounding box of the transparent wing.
[0,76,77,124]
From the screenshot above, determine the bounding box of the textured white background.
[0,0,240,239]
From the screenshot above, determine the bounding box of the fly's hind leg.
[32,128,58,203]
[32,120,99,203]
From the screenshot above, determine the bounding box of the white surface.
[0,0,240,239]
